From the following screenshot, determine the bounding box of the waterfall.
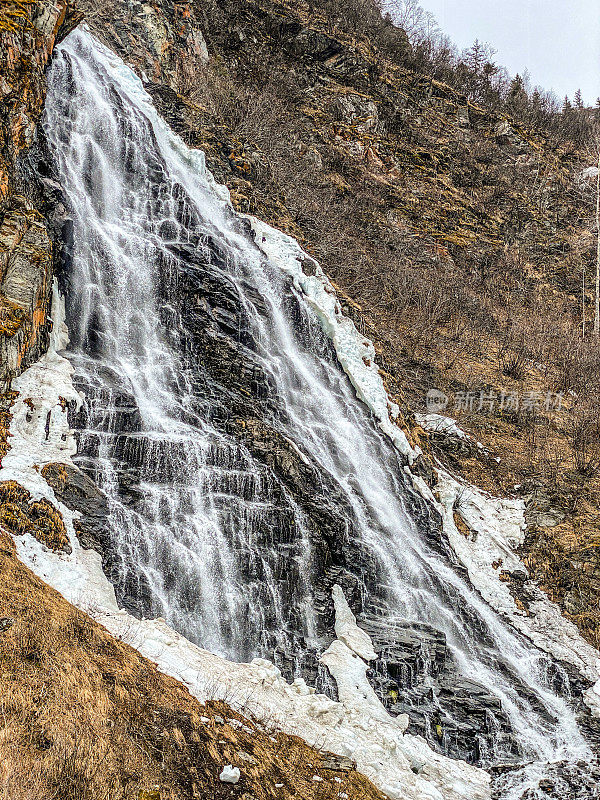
[43,29,594,793]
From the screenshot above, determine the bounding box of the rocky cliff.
[0,0,81,394]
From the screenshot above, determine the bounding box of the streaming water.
[43,29,594,792]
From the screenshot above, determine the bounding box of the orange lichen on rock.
[0,389,16,464]
[0,292,26,337]
[0,0,81,387]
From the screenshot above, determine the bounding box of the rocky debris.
[457,106,470,128]
[320,753,356,772]
[138,790,160,800]
[0,478,70,552]
[494,120,530,154]
[0,202,53,388]
[0,389,17,463]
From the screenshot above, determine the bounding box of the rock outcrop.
[0,0,81,391]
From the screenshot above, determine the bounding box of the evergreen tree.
[507,74,529,114]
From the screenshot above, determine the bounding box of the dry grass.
[0,480,70,552]
[0,530,385,800]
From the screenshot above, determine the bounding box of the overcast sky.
[416,0,600,104]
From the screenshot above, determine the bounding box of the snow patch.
[1,282,81,481]
[415,413,469,440]
[219,765,240,784]
[321,638,408,732]
[430,471,600,684]
[584,664,600,717]
[332,584,377,661]
[577,165,599,184]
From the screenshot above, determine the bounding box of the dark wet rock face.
[363,615,519,764]
[491,758,600,799]
[41,462,111,552]
[66,207,371,651]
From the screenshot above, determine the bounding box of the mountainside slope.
[79,0,600,647]
[0,529,385,800]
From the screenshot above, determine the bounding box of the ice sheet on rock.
[0,282,116,610]
[584,664,600,717]
[321,639,408,731]
[331,584,377,661]
[430,471,600,683]
[1,282,82,480]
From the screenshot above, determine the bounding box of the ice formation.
[331,583,378,661]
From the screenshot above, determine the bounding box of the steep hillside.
[0,529,385,800]
[79,0,600,647]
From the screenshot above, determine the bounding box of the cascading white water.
[43,29,594,793]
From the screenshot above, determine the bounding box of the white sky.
[417,0,600,104]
